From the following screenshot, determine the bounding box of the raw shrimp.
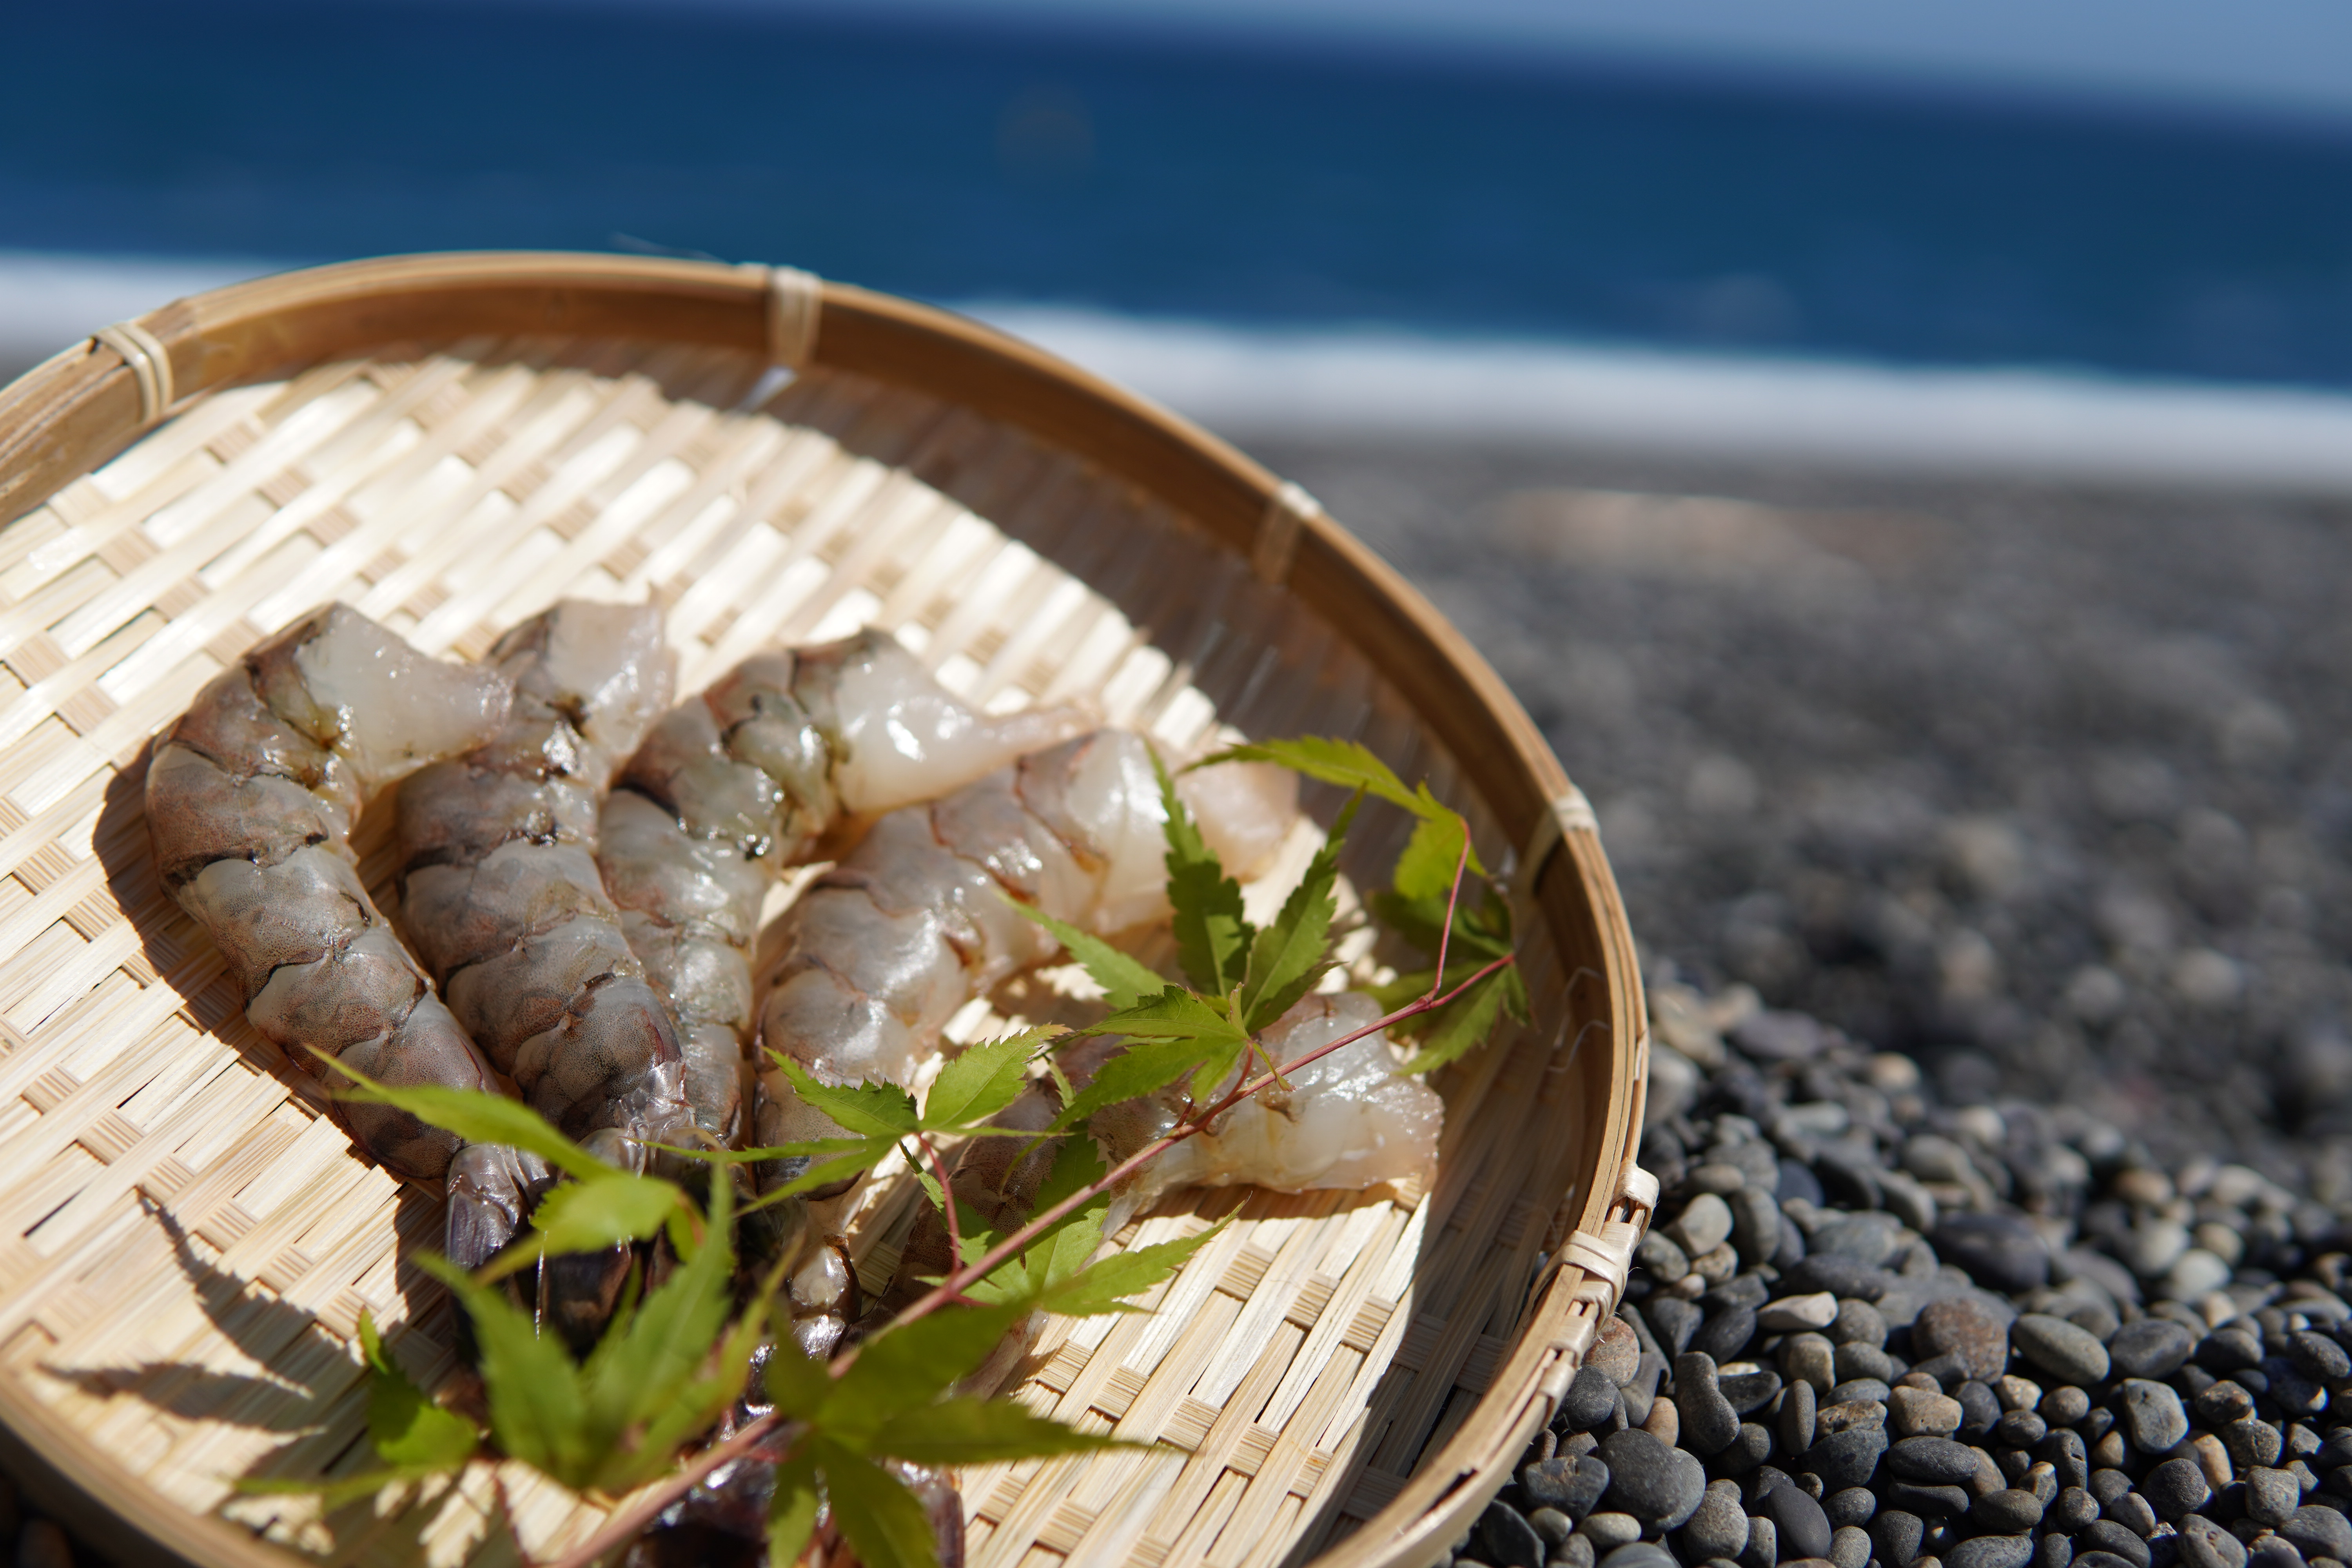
[395,601,690,1169]
[144,603,535,1266]
[751,728,1299,1192]
[597,630,1084,1145]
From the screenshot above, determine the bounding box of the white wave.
[973,304,2352,493]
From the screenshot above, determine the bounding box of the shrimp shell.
[396,600,692,1165]
[145,604,512,1190]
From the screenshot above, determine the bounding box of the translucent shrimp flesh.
[751,727,1299,1194]
[143,603,528,1265]
[597,630,1084,1146]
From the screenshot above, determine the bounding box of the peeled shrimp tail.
[145,604,525,1261]
[396,601,693,1192]
[601,629,1087,1147]
[750,730,1299,1197]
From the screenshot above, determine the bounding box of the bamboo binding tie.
[1253,479,1321,586]
[1512,784,1600,903]
[93,320,173,427]
[765,266,823,369]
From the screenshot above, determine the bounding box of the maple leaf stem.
[915,1131,962,1265]
[1425,829,1472,1007]
[535,1417,801,1568]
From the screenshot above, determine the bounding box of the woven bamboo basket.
[0,254,1655,1568]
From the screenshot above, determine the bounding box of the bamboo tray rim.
[0,251,1653,1568]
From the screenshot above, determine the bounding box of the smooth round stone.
[2049,1487,2100,1532]
[1599,1544,1679,1568]
[2039,1535,2074,1568]
[1762,1294,1842,1333]
[1835,1300,1891,1349]
[2080,1523,2150,1568]
[2075,1555,2147,1568]
[1744,1516,1779,1568]
[1530,1508,1577,1549]
[1831,1378,1894,1407]
[1888,1436,1987,1486]
[1762,1481,1835,1560]
[1780,1379,1818,1457]
[1973,1489,2046,1532]
[2198,1382,2260,1428]
[2013,1316,2111,1387]
[1947,1535,2036,1568]
[1561,1366,1621,1432]
[1676,1352,1744,1457]
[1645,1297,1702,1357]
[2103,1492,2158,1539]
[2109,1320,2197,1381]
[1720,1368,1784,1416]
[2249,1468,2305,1526]
[2199,1326,2266,1374]
[1995,1409,2049,1448]
[1817,1399,1886,1437]
[1555,1536,1599,1568]
[2283,1508,2352,1562]
[2145,1456,2215,1521]
[1813,1213,1907,1269]
[1957,1381,2003,1441]
[1732,1187,1784,1265]
[2265,1358,2332,1419]
[1593,1317,1643,1386]
[1673,1194,1737,1257]
[1874,1510,1926,1568]
[1687,1163,1749,1195]
[2163,1249,2234,1302]
[1524,1455,1612,1519]
[1836,1342,1899,1385]
[1832,1525,1873,1568]
[1886,1483,1972,1519]
[1824,1487,1877,1527]
[1889,1387,1966,1439]
[1696,1306,1760,1365]
[1713,1423,1775,1477]
[1782,1334,1838,1394]
[1580,1512,1644,1550]
[1640,1231,1694,1284]
[1679,1482,1750,1562]
[2180,1514,2252,1568]
[1916,1300,2014,1384]
[1803,1425,1889,1492]
[2121,1380,2191,1454]
[2042,1387,2093,1426]
[1479,1501,1546,1568]
[1934,1214,2052,1293]
[1600,1428,1701,1528]
[1785,1257,1893,1302]
[1661,1449,1709,1529]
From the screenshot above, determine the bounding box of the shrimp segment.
[396,601,691,1172]
[599,630,1084,1143]
[145,604,526,1258]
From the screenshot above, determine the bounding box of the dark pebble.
[2039,1429,2091,1491]
[1648,1298,1703,1357]
[1677,1352,1745,1457]
[1784,1257,1895,1303]
[1803,1426,1890,1493]
[1720,1369,1783,1416]
[2226,1420,2288,1472]
[1679,1482,1750,1561]
[2123,1381,2192,1454]
[2179,1515,2250,1568]
[1781,1379,1818,1458]
[1733,1011,1826,1061]
[2200,1328,2267,1376]
[2043,1536,2076,1568]
[2015,1316,2113,1387]
[1975,1490,2049,1532]
[1598,1429,1691,1524]
[2077,1555,2149,1568]
[2287,1510,2352,1561]
[1830,1379,1894,1407]
[1825,1487,1877,1527]
[1556,1538,1599,1568]
[2265,1359,2331,1419]
[1948,1535,2038,1568]
[1875,1511,1927,1567]
[1998,1409,2050,1448]
[2111,1321,2199,1381]
[2198,1384,2259,1428]
[1479,1501,1544,1568]
[1887,1483,1975,1518]
[1695,1307,1760,1364]
[1704,1275,1772,1314]
[1916,1301,2015,1384]
[2317,1431,2352,1471]
[2292,1335,2352,1384]
[1710,1423,1776,1478]
[1780,1160,1827,1207]
[1959,1381,2004,1440]
[1524,1455,1612,1520]
[1890,1437,1988,1486]
[1562,1366,1621,1432]
[1599,1545,1680,1568]
[2043,1387,2093,1426]
[1813,1213,1906,1269]
[1935,1214,2053,1293]
[1763,1481,1835,1559]
[2105,1492,2159,1538]
[2050,1486,2101,1531]
[2082,1523,2154,1568]
[2148,1459,2216,1522]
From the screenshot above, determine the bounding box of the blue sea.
[12,0,2352,392]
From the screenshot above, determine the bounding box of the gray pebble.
[1715,1423,1776,1476]
[1831,1524,1873,1568]
[1889,1387,1967,1439]
[2123,1381,2192,1454]
[1974,1489,2048,1532]
[1741,1515,1779,1568]
[2082,1524,2153,1568]
[1673,1194,1737,1256]
[1935,1213,2052,1294]
[1825,1488,1877,1527]
[1813,1213,1906,1269]
[1917,1300,2015,1383]
[2228,1421,2288,1472]
[1648,1298,1702,1357]
[1886,1483,1974,1519]
[1834,1300,1890,1349]
[2283,1509,2352,1561]
[1581,1513,1644,1550]
[1599,1544,1679,1568]
[1593,1317,1644,1386]
[1679,1481,1750,1561]
[2042,1534,2076,1568]
[1677,1352,1745,1457]
[1641,1231,1694,1284]
[1786,1258,1894,1302]
[1524,1455,1612,1519]
[1996,1408,2049,1448]
[2043,1387,2093,1426]
[2039,1428,2091,1491]
[1697,1306,1760,1365]
[2180,1515,2251,1568]
[2247,1541,2304,1568]
[1804,1425,1889,1492]
[1947,1535,2037,1568]
[2078,1554,2150,1568]
[1530,1508,1577,1548]
[1875,1510,1926,1566]
[1889,1436,1988,1486]
[2051,1486,2101,1531]
[1780,1379,1818,1458]
[1481,1501,1546,1568]
[1721,1369,1784,1416]
[2251,1470,2307,1527]
[1733,1187,1784,1265]
[1783,1334,1838,1394]
[2106,1491,2160,1538]
[2111,1321,2198,1381]
[1762,1480,1835,1559]
[1958,1381,2004,1441]
[1830,1378,1895,1407]
[1555,1536,1599,1568]
[2265,1359,2331,1419]
[1562,1366,1621,1432]
[2147,1458,2215,1522]
[2014,1316,2112,1387]
[1835,1341,1899,1384]
[1816,1399,1887,1437]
